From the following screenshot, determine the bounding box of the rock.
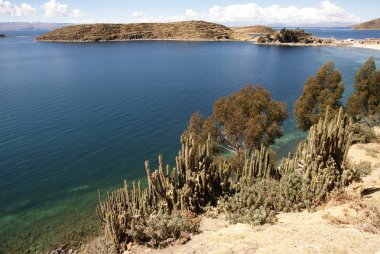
[49,248,78,254]
[373,126,380,137]
[127,242,133,251]
[119,243,126,252]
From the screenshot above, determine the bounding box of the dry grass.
[36,21,252,42]
[323,201,380,234]
[80,236,117,254]
[231,25,275,35]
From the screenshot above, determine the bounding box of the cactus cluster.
[241,144,279,181]
[96,134,276,247]
[279,107,354,202]
[147,135,233,214]
[97,108,356,248]
[96,179,158,245]
[223,107,357,225]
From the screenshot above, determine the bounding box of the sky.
[0,0,379,25]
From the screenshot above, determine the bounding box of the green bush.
[350,122,375,144]
[222,174,306,225]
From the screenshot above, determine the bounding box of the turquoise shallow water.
[0,31,379,253]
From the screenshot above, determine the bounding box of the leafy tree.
[183,112,221,144]
[346,57,380,118]
[184,85,288,154]
[294,61,344,131]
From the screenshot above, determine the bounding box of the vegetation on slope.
[231,25,275,35]
[346,57,380,119]
[183,85,288,154]
[95,80,359,253]
[54,58,379,253]
[352,18,380,30]
[36,21,251,42]
[294,62,344,131]
[258,28,323,44]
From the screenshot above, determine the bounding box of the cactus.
[96,133,276,247]
[241,144,279,181]
[147,134,233,214]
[278,107,353,202]
[96,108,355,247]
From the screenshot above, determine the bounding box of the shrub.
[324,201,380,234]
[132,211,200,248]
[350,122,375,144]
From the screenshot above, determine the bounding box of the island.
[256,28,330,46]
[352,17,380,30]
[36,21,253,42]
[0,34,5,38]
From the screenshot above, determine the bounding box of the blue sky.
[0,0,379,24]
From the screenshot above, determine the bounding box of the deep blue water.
[0,30,379,252]
[271,27,380,40]
[303,27,380,39]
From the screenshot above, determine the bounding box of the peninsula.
[257,28,329,46]
[36,21,252,42]
[352,17,380,30]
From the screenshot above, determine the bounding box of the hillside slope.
[131,141,380,254]
[231,25,275,35]
[352,18,380,30]
[36,21,251,42]
[80,134,380,254]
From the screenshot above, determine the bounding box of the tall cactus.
[147,134,232,214]
[96,133,277,246]
[278,107,353,202]
[241,144,279,181]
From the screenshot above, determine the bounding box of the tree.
[294,61,344,131]
[183,112,221,144]
[183,85,288,155]
[346,57,380,118]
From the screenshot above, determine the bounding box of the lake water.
[0,30,379,253]
[301,27,380,39]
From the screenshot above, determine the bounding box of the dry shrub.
[80,236,117,254]
[323,201,380,234]
[132,211,200,248]
[327,188,361,206]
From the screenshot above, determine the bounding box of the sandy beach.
[348,43,380,51]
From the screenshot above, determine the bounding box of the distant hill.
[0,22,71,32]
[36,21,252,42]
[352,18,380,30]
[231,25,275,35]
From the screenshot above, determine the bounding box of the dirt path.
[131,141,380,254]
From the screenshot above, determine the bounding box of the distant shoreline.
[36,38,380,51]
[36,38,253,43]
[347,43,380,51]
